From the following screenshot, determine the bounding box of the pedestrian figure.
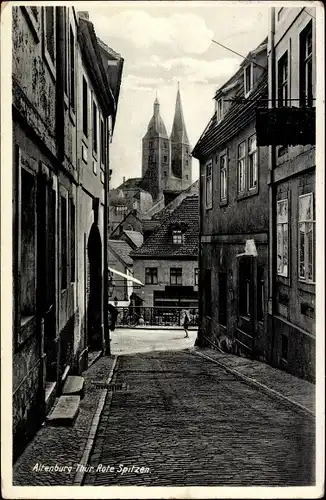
[183,310,189,338]
[108,303,118,331]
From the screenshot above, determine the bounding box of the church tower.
[141,96,170,202]
[170,85,192,190]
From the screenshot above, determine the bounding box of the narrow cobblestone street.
[84,349,315,487]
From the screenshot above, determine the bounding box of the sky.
[87,1,270,188]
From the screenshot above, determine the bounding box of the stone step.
[46,395,80,426]
[45,381,57,415]
[62,375,85,398]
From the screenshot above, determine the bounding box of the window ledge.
[205,205,213,211]
[277,274,291,286]
[219,198,228,207]
[237,188,258,201]
[298,280,315,293]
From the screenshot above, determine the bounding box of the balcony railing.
[113,306,199,328]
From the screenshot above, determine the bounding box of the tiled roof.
[108,240,133,266]
[116,178,142,190]
[123,230,144,248]
[131,195,199,259]
[193,72,268,159]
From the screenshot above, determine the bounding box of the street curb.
[193,350,315,419]
[73,356,118,485]
[87,350,103,369]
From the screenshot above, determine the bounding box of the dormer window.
[216,98,224,122]
[244,63,253,97]
[172,230,183,244]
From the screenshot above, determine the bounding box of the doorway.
[87,223,102,350]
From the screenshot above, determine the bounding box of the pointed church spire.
[144,94,168,139]
[170,84,189,145]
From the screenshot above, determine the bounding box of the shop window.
[277,199,289,277]
[299,193,315,282]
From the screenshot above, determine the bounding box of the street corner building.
[192,6,316,383]
[12,6,123,460]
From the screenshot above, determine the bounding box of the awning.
[108,266,144,286]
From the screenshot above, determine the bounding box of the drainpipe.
[103,118,110,355]
[195,161,204,347]
[269,8,277,366]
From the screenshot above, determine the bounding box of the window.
[69,26,75,111]
[244,64,253,96]
[220,153,227,201]
[204,269,212,317]
[299,193,315,282]
[164,141,168,148]
[145,267,158,285]
[149,141,153,148]
[257,266,264,322]
[278,52,288,107]
[82,77,88,137]
[100,119,105,166]
[205,161,212,208]
[44,7,55,65]
[172,230,183,244]
[70,200,75,283]
[216,98,224,122]
[248,135,257,189]
[194,268,199,286]
[237,142,246,193]
[61,196,67,290]
[170,268,182,285]
[239,257,252,318]
[163,155,168,162]
[186,160,188,166]
[93,101,98,154]
[277,199,289,277]
[300,21,313,107]
[218,272,227,326]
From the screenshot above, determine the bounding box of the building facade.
[193,40,270,359]
[131,195,199,309]
[12,6,121,459]
[266,7,316,381]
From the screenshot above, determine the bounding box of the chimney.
[123,176,126,183]
[78,11,89,20]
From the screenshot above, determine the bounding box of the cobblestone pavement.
[13,356,116,486]
[84,350,315,487]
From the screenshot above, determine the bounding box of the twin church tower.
[141,86,192,203]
